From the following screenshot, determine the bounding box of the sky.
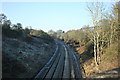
[1,2,115,32]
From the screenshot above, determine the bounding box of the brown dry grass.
[76,46,87,54]
[80,42,118,77]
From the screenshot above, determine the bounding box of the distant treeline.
[0,14,54,43]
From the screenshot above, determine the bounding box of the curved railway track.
[34,41,82,79]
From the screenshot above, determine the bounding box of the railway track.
[34,41,82,79]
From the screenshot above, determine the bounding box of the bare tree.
[87,2,105,71]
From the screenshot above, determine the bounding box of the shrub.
[30,29,54,43]
[2,24,23,38]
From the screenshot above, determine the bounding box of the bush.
[2,24,23,38]
[30,29,54,43]
[3,29,23,38]
[86,41,94,57]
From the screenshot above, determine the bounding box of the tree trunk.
[94,28,98,67]
[96,31,100,65]
[100,32,104,62]
[110,22,114,45]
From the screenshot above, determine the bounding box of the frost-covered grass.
[2,36,56,78]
